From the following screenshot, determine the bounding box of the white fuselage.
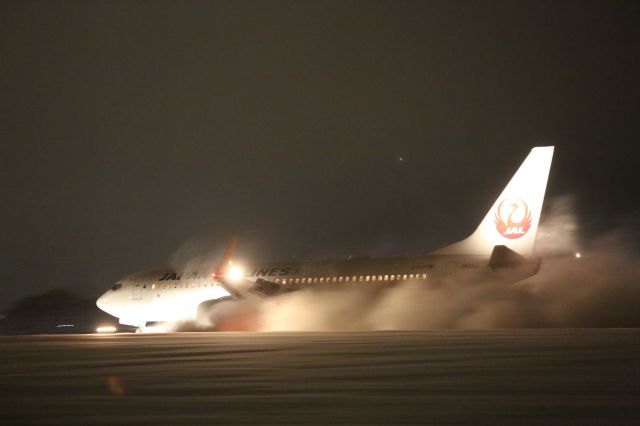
[97,146,554,329]
[96,253,539,328]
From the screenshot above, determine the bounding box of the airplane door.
[132,283,142,300]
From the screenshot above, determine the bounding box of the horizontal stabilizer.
[489,245,535,269]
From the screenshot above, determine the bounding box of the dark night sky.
[2,1,639,307]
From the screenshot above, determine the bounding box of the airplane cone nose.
[96,293,109,310]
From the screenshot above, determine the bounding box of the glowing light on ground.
[106,375,126,396]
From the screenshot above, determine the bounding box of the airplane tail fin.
[432,146,554,257]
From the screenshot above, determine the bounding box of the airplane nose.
[96,293,109,310]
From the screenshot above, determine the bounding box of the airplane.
[96,146,554,332]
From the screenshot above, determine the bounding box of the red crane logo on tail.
[495,198,532,239]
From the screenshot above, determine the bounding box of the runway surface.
[1,329,639,425]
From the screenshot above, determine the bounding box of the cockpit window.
[111,283,123,291]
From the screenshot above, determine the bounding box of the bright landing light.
[96,326,117,333]
[228,265,243,281]
[575,252,582,259]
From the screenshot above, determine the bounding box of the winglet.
[210,235,251,299]
[213,235,238,277]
